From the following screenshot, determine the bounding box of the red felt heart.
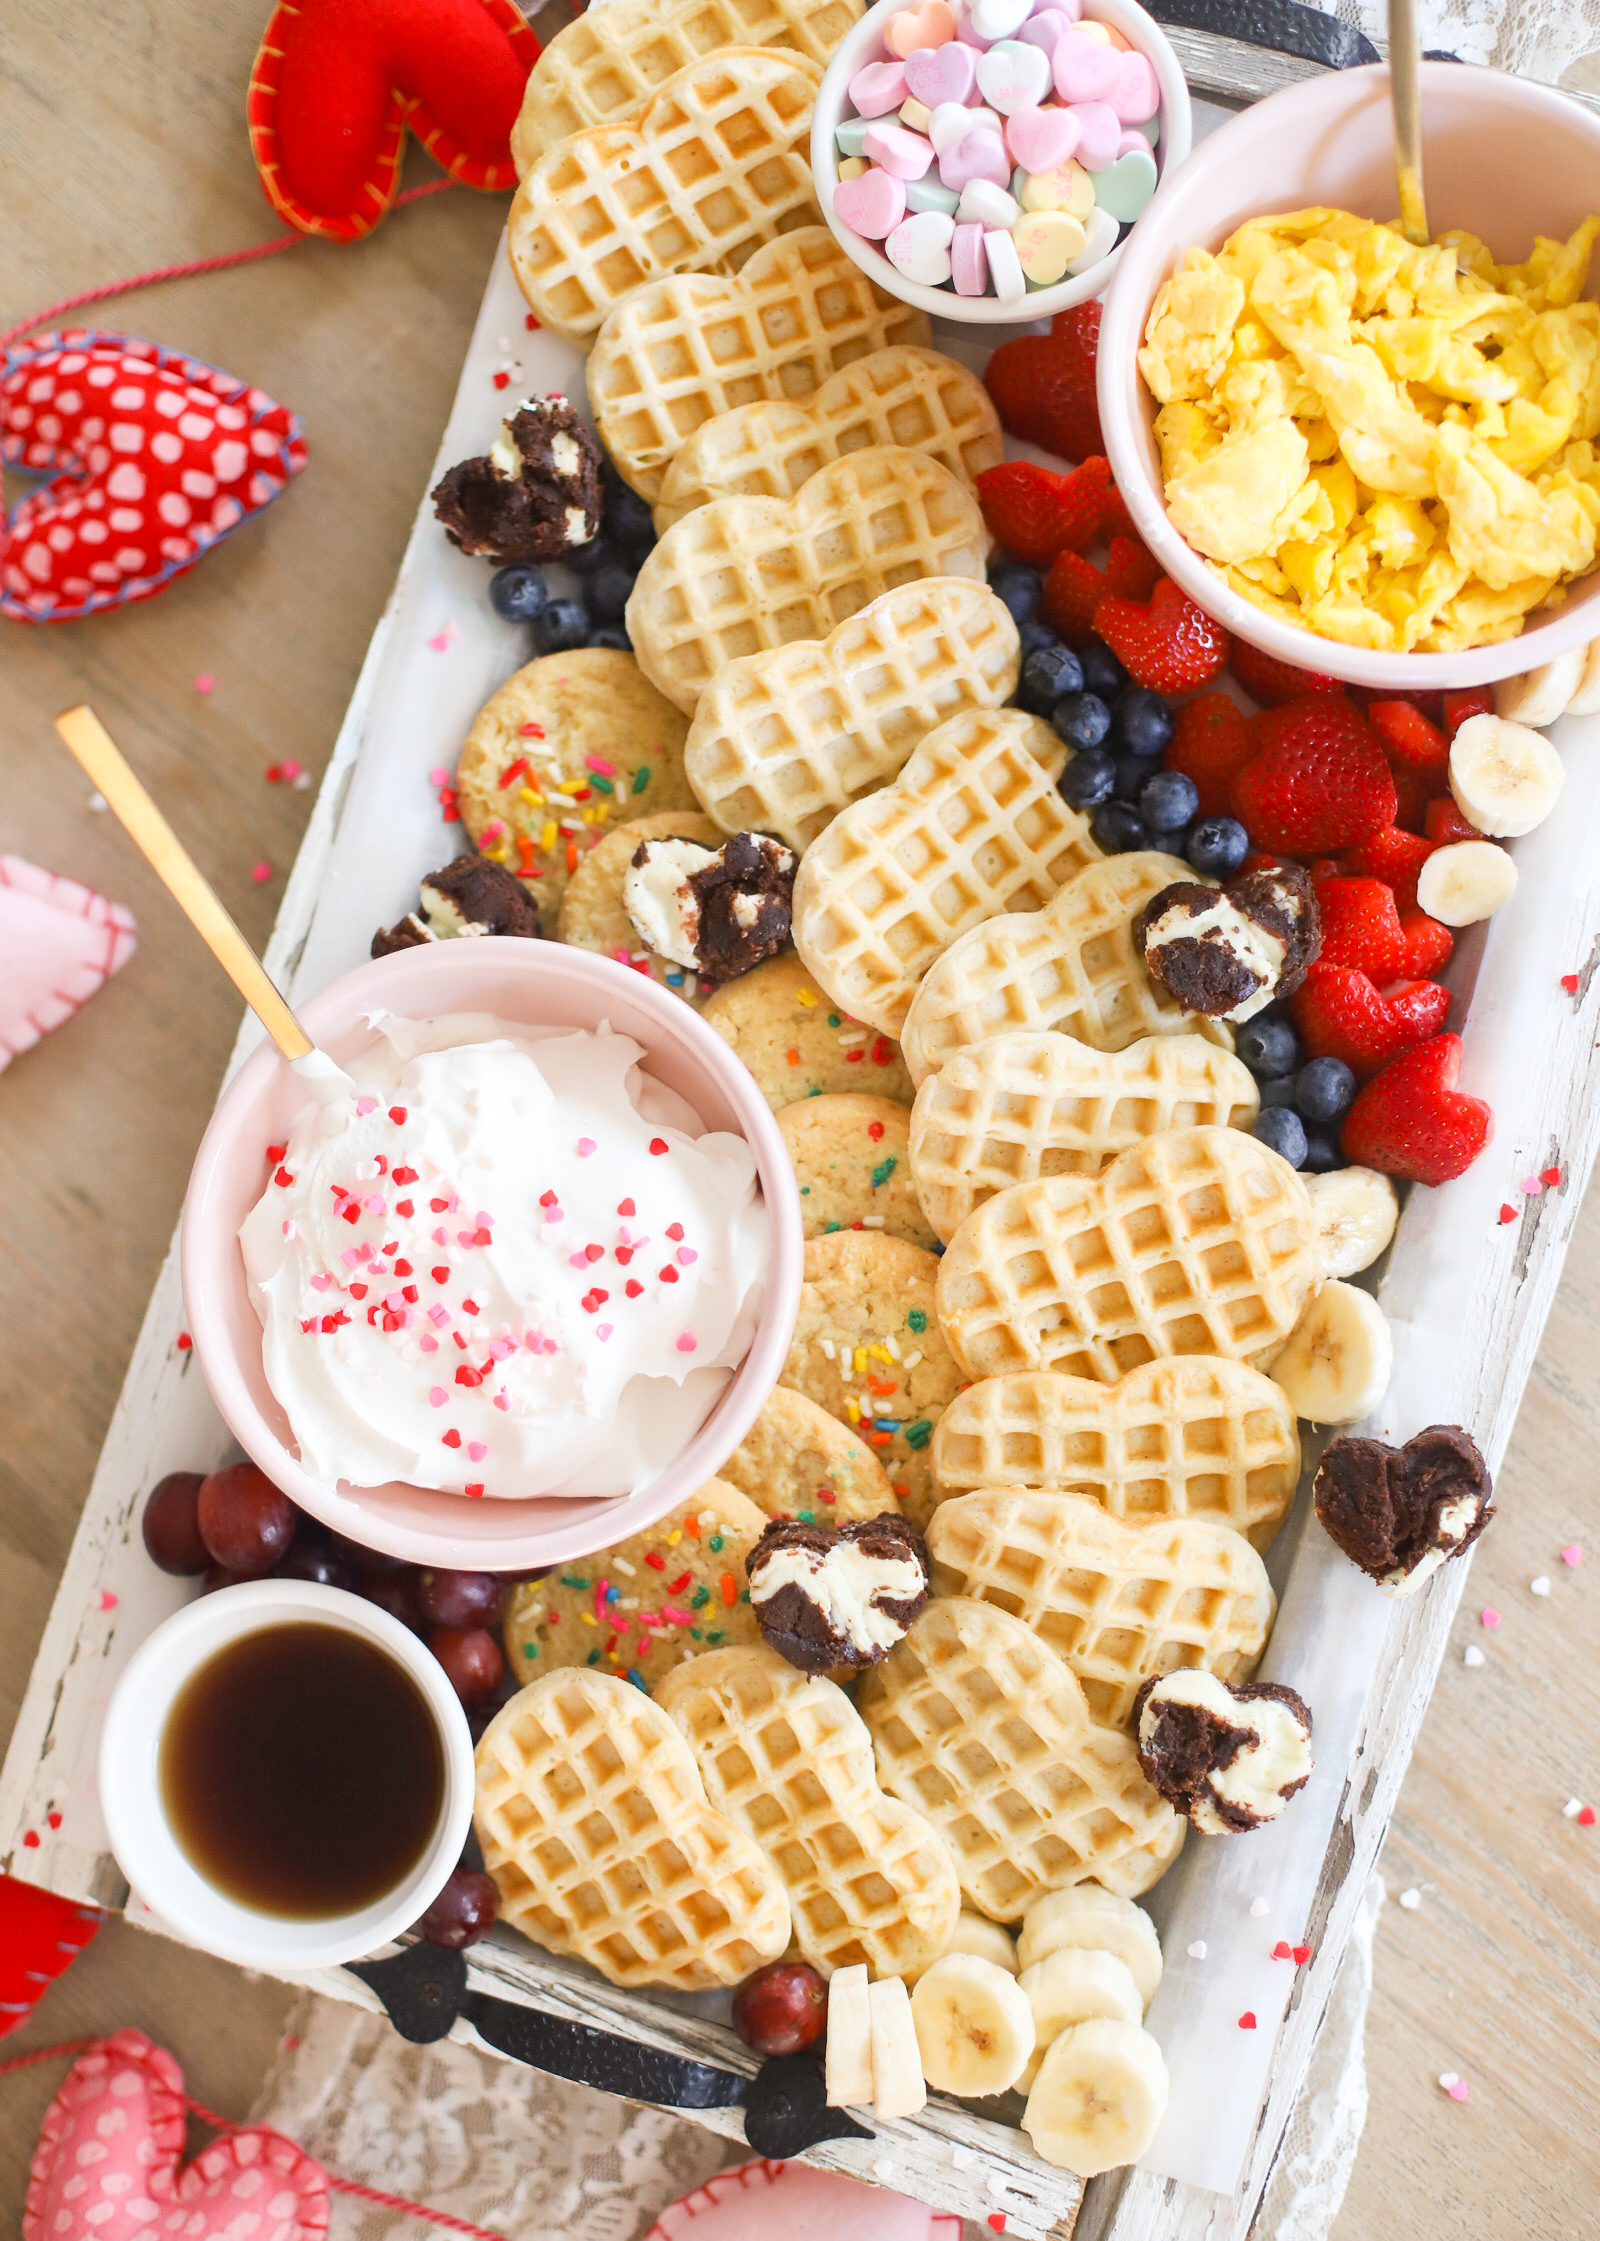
[23,2029,328,2241]
[0,1873,103,2037]
[248,0,540,242]
[1,330,307,623]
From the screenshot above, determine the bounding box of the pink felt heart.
[1005,100,1079,172]
[1071,97,1122,167]
[0,856,137,1071]
[1,331,307,623]
[938,126,1011,189]
[849,58,910,115]
[1107,47,1159,122]
[903,38,977,104]
[883,1,957,57]
[647,2157,963,2241]
[23,2030,328,2241]
[833,165,908,238]
[1051,26,1119,101]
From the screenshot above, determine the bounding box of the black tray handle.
[1146,0,1380,69]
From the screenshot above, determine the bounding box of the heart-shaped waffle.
[935,1124,1320,1384]
[930,1358,1302,1551]
[926,1489,1276,1728]
[858,1597,1182,1917]
[507,51,823,343]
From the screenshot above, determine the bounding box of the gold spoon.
[1389,0,1429,245]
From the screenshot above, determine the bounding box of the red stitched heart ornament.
[0,1872,103,2037]
[248,0,540,242]
[23,2029,328,2241]
[1,330,307,623]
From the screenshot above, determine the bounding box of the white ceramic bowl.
[810,0,1191,325]
[100,1579,475,1970]
[1098,62,1600,688]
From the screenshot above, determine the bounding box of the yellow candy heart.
[1018,154,1094,217]
[1012,208,1085,284]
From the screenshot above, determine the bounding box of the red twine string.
[0,179,458,355]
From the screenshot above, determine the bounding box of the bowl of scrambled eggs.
[1098,62,1600,685]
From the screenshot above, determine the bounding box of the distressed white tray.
[8,41,1600,2241]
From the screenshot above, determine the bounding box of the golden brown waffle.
[926,1490,1276,1729]
[909,1030,1261,1243]
[474,1669,790,1989]
[683,579,1019,851]
[656,1645,961,1978]
[721,1383,899,1523]
[654,345,1004,529]
[790,709,1098,1038]
[899,852,1232,1088]
[628,447,989,714]
[858,1598,1183,1917]
[930,1359,1301,1552]
[507,51,823,344]
[588,231,931,502]
[512,0,863,176]
[935,1125,1320,1385]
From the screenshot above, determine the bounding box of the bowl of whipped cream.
[181,941,803,1569]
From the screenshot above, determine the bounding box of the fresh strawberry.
[1105,533,1163,601]
[1340,826,1438,913]
[1442,686,1494,737]
[0,1873,103,2037]
[1397,909,1454,977]
[983,301,1103,461]
[1425,795,1481,845]
[1314,877,1407,982]
[1241,851,1289,876]
[1388,760,1437,834]
[1228,640,1344,708]
[1351,685,1445,723]
[1367,699,1450,780]
[1341,1032,1492,1184]
[1095,578,1230,694]
[1290,964,1451,1076]
[1163,693,1256,817]
[1100,487,1141,544]
[1041,549,1107,637]
[976,456,1113,566]
[1231,697,1397,854]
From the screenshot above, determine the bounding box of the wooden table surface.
[1,5,1594,2230]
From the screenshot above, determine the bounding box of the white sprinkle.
[838,1030,868,1046]
[1187,1940,1207,1960]
[820,1337,837,1361]
[1249,1897,1269,1918]
[883,1333,902,1360]
[950,2147,975,2170]
[873,2157,896,2182]
[1398,1887,1422,1911]
[1563,1797,1584,1818]
[1438,2070,1459,2090]
[1463,1645,1486,1667]
[87,791,108,813]
[293,770,311,790]
[862,1215,886,1229]
[986,2175,1010,2201]
[902,1349,924,1370]
[611,1557,637,1576]
[1531,1575,1552,1596]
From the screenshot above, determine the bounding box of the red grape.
[195,1462,296,1577]
[732,1961,828,2056]
[359,1570,422,1629]
[141,1472,208,1575]
[415,1866,498,1949]
[416,1569,507,1630]
[427,1627,504,1707]
[279,1531,355,1590]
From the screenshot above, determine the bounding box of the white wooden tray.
[8,37,1600,2241]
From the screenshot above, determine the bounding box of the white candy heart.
[886,207,958,284]
[929,100,1003,153]
[984,225,1025,302]
[969,0,1032,35]
[1067,201,1119,273]
[975,37,1052,114]
[956,177,1020,227]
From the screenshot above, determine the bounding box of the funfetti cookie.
[781,1229,964,1527]
[701,954,914,1108]
[455,649,696,925]
[720,1383,900,1524]
[501,1480,766,1690]
[779,1092,937,1248]
[556,809,725,1001]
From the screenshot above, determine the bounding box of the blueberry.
[587,623,632,651]
[1052,691,1112,751]
[584,562,636,624]
[1186,815,1250,879]
[1252,1106,1308,1167]
[602,479,657,559]
[565,535,613,576]
[1059,748,1117,810]
[989,562,1043,626]
[1077,639,1128,701]
[532,597,590,655]
[1146,827,1191,858]
[1018,619,1063,658]
[1295,1056,1356,1124]
[1258,1076,1301,1108]
[1115,688,1173,756]
[1139,770,1198,833]
[1019,643,1084,715]
[488,565,549,624]
[1300,1125,1345,1173]
[1091,801,1149,854]
[1234,1013,1299,1079]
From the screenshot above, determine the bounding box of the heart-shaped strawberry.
[248,0,539,242]
[984,300,1103,462]
[1,331,306,622]
[23,2029,327,2241]
[1291,962,1450,1077]
[0,1873,102,2036]
[1341,1032,1493,1185]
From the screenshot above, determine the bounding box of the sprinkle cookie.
[779,1092,937,1248]
[702,954,914,1109]
[720,1381,900,1523]
[556,808,725,1001]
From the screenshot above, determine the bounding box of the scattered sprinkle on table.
[1463,1645,1486,1667]
[1249,1896,1269,1918]
[250,861,272,884]
[193,672,214,695]
[1480,1606,1502,1629]
[1187,1940,1206,1960]
[1562,1542,1584,1565]
[1398,1887,1422,1910]
[1530,1574,1552,1596]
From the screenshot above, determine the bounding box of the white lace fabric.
[1304,0,1600,86]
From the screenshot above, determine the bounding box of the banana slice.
[911,1951,1036,2097]
[1017,1947,1144,2089]
[1269,1280,1392,1425]
[1016,1885,1163,2005]
[1492,647,1585,728]
[1449,712,1564,837]
[1564,638,1600,717]
[1304,1166,1400,1281]
[1415,838,1518,927]
[868,1974,927,2120]
[949,1909,1021,1975]
[1022,2016,1170,2176]
[824,1962,874,2108]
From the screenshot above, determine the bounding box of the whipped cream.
[240,1014,767,1499]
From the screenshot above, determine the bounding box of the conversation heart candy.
[984,225,1025,303]
[929,100,1002,153]
[887,207,957,283]
[838,155,868,178]
[1108,49,1159,122]
[1091,142,1157,219]
[976,37,1052,111]
[901,95,934,130]
[1078,18,1114,42]
[836,115,874,158]
[906,173,961,213]
[939,127,1012,190]
[952,218,988,294]
[1012,206,1084,283]
[1134,112,1160,144]
[864,121,936,178]
[904,37,978,104]
[1068,201,1119,272]
[1101,21,1133,46]
[969,0,1032,36]
[1052,27,1119,100]
[833,164,909,238]
[953,0,995,46]
[956,176,1019,226]
[1017,151,1093,214]
[1019,2,1077,48]
[1072,99,1121,168]
[850,58,911,116]
[1005,100,1078,172]
[1115,128,1147,157]
[884,0,958,56]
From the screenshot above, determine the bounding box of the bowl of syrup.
[101,1579,474,1968]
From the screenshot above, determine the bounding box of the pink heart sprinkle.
[420,1334,438,1352]
[570,1251,589,1267]
[676,1333,698,1353]
[494,1391,510,1408]
[576,1137,597,1157]
[677,1246,698,1265]
[1481,1606,1502,1628]
[428,631,450,652]
[365,1194,386,1214]
[596,1323,613,1340]
[458,1229,476,1246]
[430,766,449,786]
[429,1304,451,1327]
[194,673,215,695]
[1523,1176,1543,1194]
[356,1097,378,1115]
[849,57,910,115]
[432,1227,448,1245]
[310,1272,332,1292]
[1005,100,1079,173]
[468,1441,488,1462]
[1562,1543,1583,1565]
[904,38,977,103]
[1447,2080,1470,2102]
[99,1590,118,1611]
[833,165,908,239]
[385,1291,405,1310]
[430,1387,447,1407]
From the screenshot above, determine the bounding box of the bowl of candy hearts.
[810,0,1190,322]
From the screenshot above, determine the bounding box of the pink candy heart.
[833,164,908,238]
[904,37,978,104]
[863,121,935,178]
[849,58,910,116]
[1019,7,1076,52]
[1005,100,1079,173]
[884,0,957,56]
[951,218,988,295]
[938,126,1011,190]
[1107,48,1159,122]
[1071,98,1121,169]
[1052,26,1120,101]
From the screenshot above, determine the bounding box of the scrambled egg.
[1138,208,1600,651]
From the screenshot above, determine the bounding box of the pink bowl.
[180,941,804,1570]
[1097,63,1600,689]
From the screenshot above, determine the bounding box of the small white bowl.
[810,0,1191,326]
[100,1579,475,1970]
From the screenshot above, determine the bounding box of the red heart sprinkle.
[46,1811,62,1829]
[586,1243,604,1262]
[988,2219,1006,2234]
[22,1830,39,1848]
[1272,1940,1293,1960]
[666,1223,685,1240]
[660,1266,679,1283]
[1238,2012,1257,2030]
[1580,1806,1596,1826]
[492,370,511,389]
[274,1166,294,1186]
[432,1268,450,1284]
[540,1190,558,1207]
[1499,1204,1518,1224]
[349,1283,367,1300]
[1293,1945,1311,1964]
[649,1138,668,1155]
[1562,972,1581,992]
[617,1198,636,1216]
[1542,1166,1563,1186]
[431,1197,450,1212]
[267,1144,287,1162]
[615,1246,633,1264]
[625,1280,644,1298]
[442,1429,462,1447]
[176,1331,192,1350]
[388,1106,407,1123]
[462,1298,479,1316]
